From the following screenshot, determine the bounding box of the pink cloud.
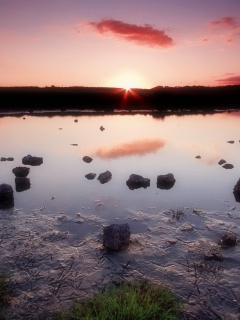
[216,75,240,85]
[85,19,174,48]
[208,17,239,29]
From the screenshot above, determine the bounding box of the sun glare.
[105,71,150,89]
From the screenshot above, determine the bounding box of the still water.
[0,111,240,225]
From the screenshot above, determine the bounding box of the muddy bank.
[0,204,240,319]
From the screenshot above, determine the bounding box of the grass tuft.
[55,279,180,320]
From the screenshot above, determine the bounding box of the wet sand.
[0,204,240,320]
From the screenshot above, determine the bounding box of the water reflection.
[0,111,239,217]
[95,138,165,159]
[15,178,31,192]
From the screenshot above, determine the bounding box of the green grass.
[0,272,11,319]
[56,280,180,320]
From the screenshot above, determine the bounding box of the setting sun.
[104,71,150,89]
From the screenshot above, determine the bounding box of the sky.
[0,0,240,89]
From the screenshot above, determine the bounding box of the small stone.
[103,223,130,251]
[83,156,93,163]
[195,155,201,159]
[218,233,237,247]
[12,166,30,177]
[85,173,96,180]
[100,126,105,131]
[98,170,112,184]
[74,119,78,123]
[222,163,234,169]
[218,159,226,165]
[227,140,234,144]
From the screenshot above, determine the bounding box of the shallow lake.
[0,111,240,234]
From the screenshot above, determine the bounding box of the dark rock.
[100,126,105,131]
[103,223,130,251]
[82,156,93,163]
[15,178,31,192]
[12,166,30,178]
[22,155,43,166]
[233,178,240,193]
[74,119,78,123]
[157,173,176,190]
[70,144,78,146]
[126,174,150,190]
[218,159,226,165]
[222,163,234,169]
[0,183,14,208]
[85,173,96,180]
[227,140,234,144]
[233,179,240,202]
[195,155,201,159]
[1,157,14,162]
[98,170,112,184]
[218,233,236,247]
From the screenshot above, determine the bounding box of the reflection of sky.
[0,112,239,217]
[95,138,165,159]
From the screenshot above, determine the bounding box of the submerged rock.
[218,233,236,247]
[82,156,93,163]
[157,173,175,190]
[222,163,234,169]
[15,178,31,192]
[0,183,14,208]
[103,223,131,251]
[22,155,43,166]
[98,170,112,184]
[126,174,150,190]
[85,173,96,180]
[12,166,30,177]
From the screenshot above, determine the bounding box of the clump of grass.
[0,272,11,319]
[0,272,11,305]
[56,279,180,320]
[171,208,185,220]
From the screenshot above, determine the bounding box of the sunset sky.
[1,0,240,89]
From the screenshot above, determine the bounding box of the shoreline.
[1,204,240,319]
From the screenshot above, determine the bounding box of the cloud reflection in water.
[95,138,165,159]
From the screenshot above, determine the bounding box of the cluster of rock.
[218,159,234,169]
[0,154,44,208]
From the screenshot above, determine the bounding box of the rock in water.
[103,223,131,251]
[22,155,43,166]
[97,170,112,184]
[15,178,31,192]
[85,173,96,180]
[0,183,14,208]
[233,178,240,202]
[222,163,234,169]
[126,174,150,190]
[157,173,175,190]
[82,156,93,163]
[12,166,30,177]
